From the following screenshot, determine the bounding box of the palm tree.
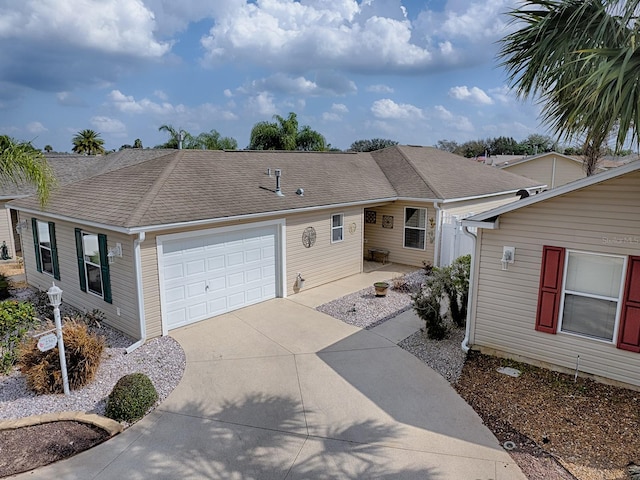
[0,136,56,206]
[249,112,326,151]
[157,125,195,149]
[194,130,238,150]
[498,0,640,175]
[72,129,105,155]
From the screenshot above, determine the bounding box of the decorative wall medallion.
[382,215,394,229]
[349,222,357,234]
[365,210,377,224]
[302,226,316,248]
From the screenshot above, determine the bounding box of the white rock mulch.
[316,269,467,384]
[0,289,185,421]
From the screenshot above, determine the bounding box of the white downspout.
[432,202,442,267]
[461,225,477,353]
[126,232,147,354]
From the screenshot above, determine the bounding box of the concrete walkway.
[15,272,525,480]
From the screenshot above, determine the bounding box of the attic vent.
[275,169,284,197]
[296,188,304,196]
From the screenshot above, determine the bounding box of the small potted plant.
[373,281,390,297]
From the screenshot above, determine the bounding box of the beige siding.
[471,171,640,387]
[504,154,585,188]
[19,213,140,339]
[363,201,435,267]
[140,210,365,338]
[286,207,363,294]
[0,202,16,259]
[443,193,521,217]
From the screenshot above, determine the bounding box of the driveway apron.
[15,298,525,480]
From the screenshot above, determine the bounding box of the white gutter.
[462,218,500,230]
[432,201,442,267]
[126,232,147,354]
[461,225,477,353]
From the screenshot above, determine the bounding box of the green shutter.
[74,228,86,292]
[98,234,112,304]
[31,218,42,273]
[48,222,60,280]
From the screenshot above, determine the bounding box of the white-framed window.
[36,220,54,276]
[82,232,103,297]
[559,250,626,342]
[404,207,426,250]
[331,214,344,243]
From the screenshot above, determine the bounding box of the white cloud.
[223,89,233,98]
[109,90,176,116]
[240,72,356,97]
[322,103,349,122]
[91,116,126,135]
[433,105,474,132]
[0,0,170,58]
[331,103,349,114]
[26,121,47,134]
[371,99,424,120]
[201,1,432,72]
[366,84,394,94]
[488,85,515,105]
[245,92,277,117]
[153,90,169,101]
[449,86,494,105]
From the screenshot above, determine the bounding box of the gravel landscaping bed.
[0,286,186,422]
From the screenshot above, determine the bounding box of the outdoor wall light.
[501,246,515,271]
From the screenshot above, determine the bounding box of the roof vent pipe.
[275,169,284,196]
[267,168,272,177]
[178,132,184,150]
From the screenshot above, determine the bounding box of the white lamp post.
[47,282,69,395]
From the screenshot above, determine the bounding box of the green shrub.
[413,270,447,340]
[0,301,37,374]
[0,274,10,301]
[18,318,105,393]
[105,373,158,422]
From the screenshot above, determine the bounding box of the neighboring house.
[8,146,543,345]
[463,160,640,389]
[0,150,172,260]
[493,152,593,189]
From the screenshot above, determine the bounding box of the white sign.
[37,333,58,352]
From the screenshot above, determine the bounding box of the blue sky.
[0,0,545,152]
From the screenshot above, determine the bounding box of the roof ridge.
[125,152,183,227]
[397,146,444,199]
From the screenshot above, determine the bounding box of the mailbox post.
[47,283,69,395]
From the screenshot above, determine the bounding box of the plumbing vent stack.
[267,168,272,177]
[275,169,284,196]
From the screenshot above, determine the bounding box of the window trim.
[557,249,626,344]
[75,228,112,303]
[32,218,60,280]
[403,206,427,250]
[82,232,103,298]
[331,213,344,244]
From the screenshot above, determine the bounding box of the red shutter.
[535,246,566,334]
[617,256,640,352]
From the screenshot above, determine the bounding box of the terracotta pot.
[374,282,389,297]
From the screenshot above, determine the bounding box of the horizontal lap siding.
[286,208,362,295]
[20,213,140,339]
[473,171,640,387]
[504,157,554,187]
[363,201,434,267]
[0,202,16,259]
[555,157,586,187]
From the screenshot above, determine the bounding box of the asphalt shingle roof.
[9,146,544,230]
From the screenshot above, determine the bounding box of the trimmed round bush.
[106,373,158,422]
[19,317,105,393]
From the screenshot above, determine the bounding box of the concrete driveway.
[16,296,525,480]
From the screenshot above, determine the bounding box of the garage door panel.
[186,260,206,276]
[164,264,184,281]
[162,225,278,331]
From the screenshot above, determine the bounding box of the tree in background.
[156,125,194,149]
[194,130,238,150]
[349,138,398,152]
[0,136,56,206]
[499,0,640,175]
[43,145,53,153]
[133,139,143,149]
[435,139,459,153]
[249,112,326,151]
[72,129,105,155]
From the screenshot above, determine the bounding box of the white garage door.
[161,225,277,330]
